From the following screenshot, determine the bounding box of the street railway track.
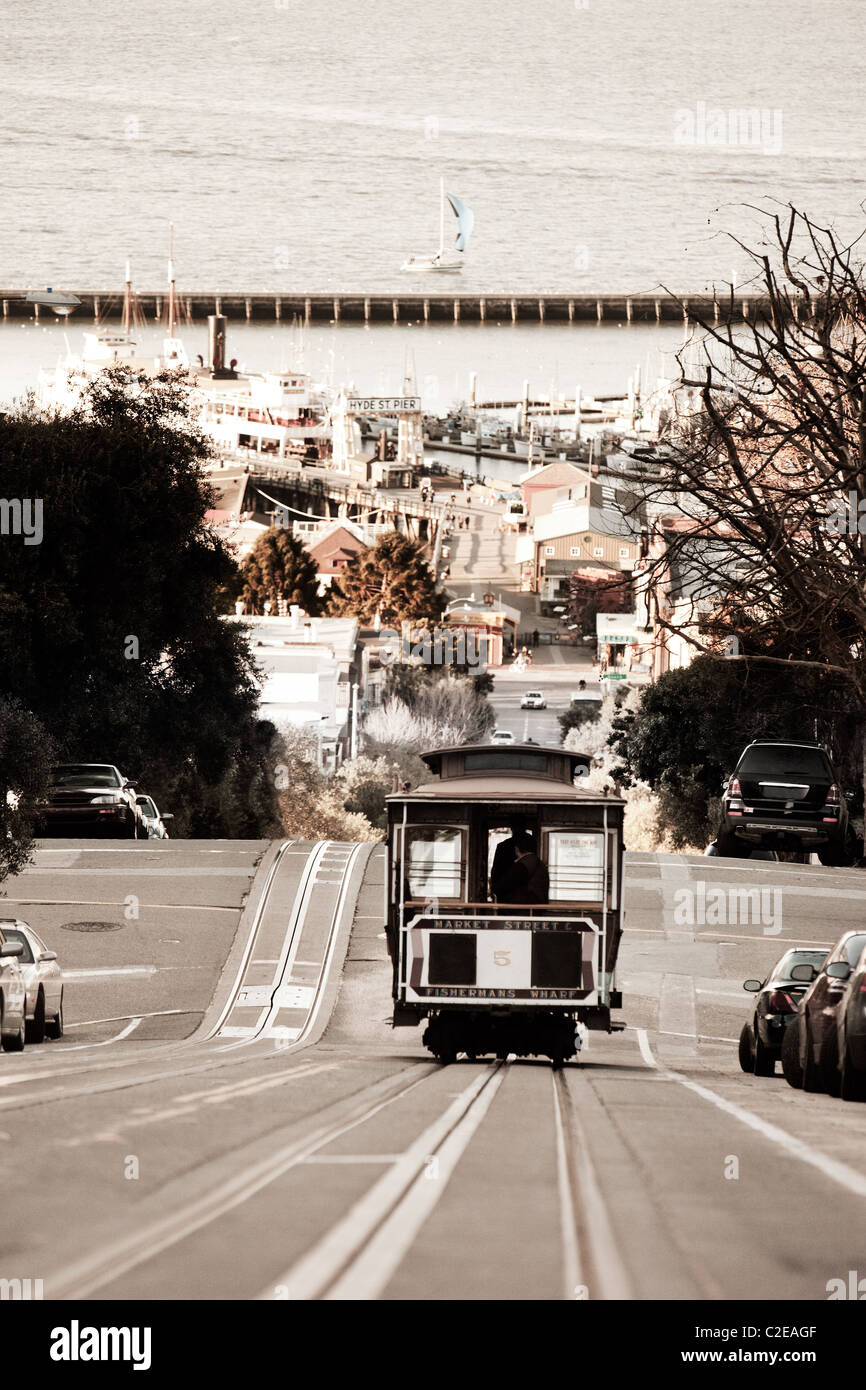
[0,840,368,1113]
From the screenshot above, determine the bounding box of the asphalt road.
[488,663,593,746]
[2,838,866,1301]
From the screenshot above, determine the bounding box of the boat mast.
[122,259,132,337]
[167,222,176,337]
[439,177,445,260]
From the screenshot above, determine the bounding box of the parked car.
[825,941,866,1101]
[718,741,855,865]
[0,924,26,1052]
[37,764,147,839]
[0,920,63,1043]
[520,690,546,710]
[738,948,828,1075]
[491,729,516,745]
[781,929,866,1092]
[135,795,174,841]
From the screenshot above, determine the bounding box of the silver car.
[0,920,63,1043]
[135,795,174,840]
[0,925,26,1052]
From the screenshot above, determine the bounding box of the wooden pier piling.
[0,289,805,328]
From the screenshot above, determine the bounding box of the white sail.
[446,193,474,252]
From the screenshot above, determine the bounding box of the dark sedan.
[37,764,146,839]
[739,948,828,1075]
[781,929,866,1092]
[828,942,866,1102]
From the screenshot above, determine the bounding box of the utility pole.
[350,682,359,759]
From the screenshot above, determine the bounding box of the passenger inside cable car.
[488,820,549,903]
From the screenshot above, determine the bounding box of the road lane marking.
[63,966,157,980]
[552,1071,581,1299]
[0,899,237,911]
[47,1065,435,1299]
[209,840,301,1037]
[55,1063,344,1138]
[557,1072,633,1300]
[628,874,866,900]
[61,1018,143,1051]
[264,1067,505,1301]
[302,1155,401,1164]
[636,1029,866,1198]
[627,928,832,945]
[63,1010,191,1030]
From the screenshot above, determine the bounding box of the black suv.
[718,741,855,865]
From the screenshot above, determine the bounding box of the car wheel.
[840,1042,866,1102]
[26,989,46,1045]
[716,832,739,857]
[802,1019,825,1092]
[738,1023,754,1073]
[753,1031,776,1077]
[820,1027,841,1097]
[781,1021,804,1088]
[818,842,847,867]
[45,995,63,1040]
[2,1011,25,1052]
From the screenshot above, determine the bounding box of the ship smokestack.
[208,314,227,373]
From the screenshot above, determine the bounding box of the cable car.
[386,742,625,1064]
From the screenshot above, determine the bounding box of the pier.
[0,289,804,327]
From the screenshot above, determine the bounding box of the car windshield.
[844,934,866,967]
[137,798,157,817]
[737,747,832,780]
[0,928,33,963]
[51,765,122,789]
[773,949,827,980]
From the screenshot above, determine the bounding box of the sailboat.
[401,178,474,273]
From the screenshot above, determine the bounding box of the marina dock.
[0,289,805,326]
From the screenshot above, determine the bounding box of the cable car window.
[406,826,465,899]
[545,831,605,901]
[464,752,548,773]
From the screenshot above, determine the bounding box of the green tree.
[0,370,281,837]
[240,527,325,615]
[330,530,440,624]
[0,698,55,882]
[610,656,862,847]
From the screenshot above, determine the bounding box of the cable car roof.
[388,772,625,804]
[418,743,592,780]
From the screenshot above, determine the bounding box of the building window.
[569,546,581,558]
[619,546,630,559]
[544,545,555,557]
[593,546,604,558]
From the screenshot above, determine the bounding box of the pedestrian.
[532,628,539,647]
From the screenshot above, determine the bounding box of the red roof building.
[306,524,366,587]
